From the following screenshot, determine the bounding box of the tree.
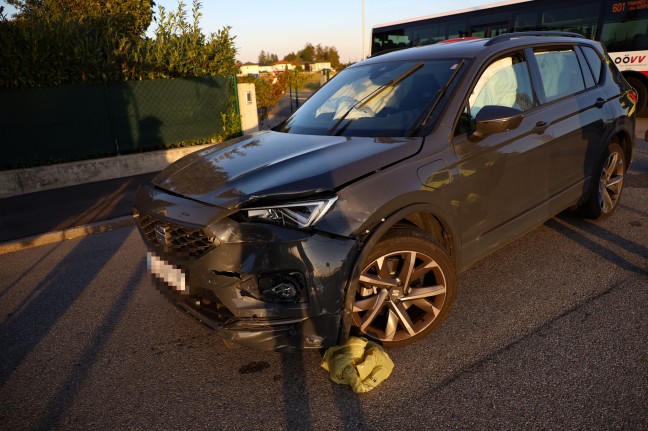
[118,1,238,79]
[258,50,267,65]
[283,52,297,62]
[315,44,326,61]
[292,42,340,68]
[326,46,340,69]
[5,0,155,39]
[264,42,341,69]
[238,71,291,113]
[0,0,238,87]
[297,43,315,62]
[258,50,278,65]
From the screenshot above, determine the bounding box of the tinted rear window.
[580,45,604,84]
[534,48,586,102]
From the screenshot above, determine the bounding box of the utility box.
[237,83,259,134]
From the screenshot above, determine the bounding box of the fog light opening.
[259,272,307,303]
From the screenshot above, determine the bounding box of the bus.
[372,0,648,114]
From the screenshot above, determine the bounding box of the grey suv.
[134,32,637,351]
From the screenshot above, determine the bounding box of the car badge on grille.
[154,224,170,246]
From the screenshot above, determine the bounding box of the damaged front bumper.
[134,185,360,351]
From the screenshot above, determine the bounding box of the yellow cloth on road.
[321,336,394,393]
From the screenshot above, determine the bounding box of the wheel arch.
[358,203,458,262]
[613,129,633,169]
[338,203,458,344]
[391,211,455,259]
[605,123,634,169]
[577,122,632,208]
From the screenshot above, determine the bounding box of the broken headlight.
[243,197,337,229]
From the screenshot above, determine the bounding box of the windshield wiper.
[326,62,424,136]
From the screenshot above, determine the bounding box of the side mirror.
[472,105,523,139]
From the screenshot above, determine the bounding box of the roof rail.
[485,31,586,46]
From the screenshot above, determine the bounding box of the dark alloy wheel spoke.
[353,248,448,344]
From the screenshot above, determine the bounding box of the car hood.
[152,130,423,208]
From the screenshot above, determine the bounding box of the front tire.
[578,141,626,220]
[351,228,456,348]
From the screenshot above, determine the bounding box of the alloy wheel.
[353,249,448,343]
[598,149,624,214]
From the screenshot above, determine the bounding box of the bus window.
[411,23,446,46]
[372,22,448,53]
[515,11,539,32]
[489,22,509,37]
[601,2,648,51]
[540,3,599,38]
[372,30,396,53]
[448,22,469,39]
[471,27,486,38]
[471,22,509,38]
[373,30,409,53]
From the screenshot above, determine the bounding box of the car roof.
[361,32,597,65]
[366,38,486,63]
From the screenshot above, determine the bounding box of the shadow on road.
[35,259,146,430]
[547,214,648,276]
[0,231,132,389]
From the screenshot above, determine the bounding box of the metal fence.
[0,76,233,170]
[259,88,316,131]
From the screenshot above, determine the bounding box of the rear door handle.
[594,98,606,109]
[532,121,548,134]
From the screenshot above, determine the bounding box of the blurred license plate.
[147,252,186,292]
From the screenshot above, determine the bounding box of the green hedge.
[0,1,238,88]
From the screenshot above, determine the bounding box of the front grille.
[135,212,216,260]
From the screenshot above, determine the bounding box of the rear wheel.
[578,141,626,220]
[351,228,456,348]
[626,76,648,117]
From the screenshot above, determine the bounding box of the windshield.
[277,59,464,137]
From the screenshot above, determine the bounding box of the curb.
[0,144,212,199]
[0,215,135,255]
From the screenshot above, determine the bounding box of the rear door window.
[533,47,586,102]
[579,45,604,85]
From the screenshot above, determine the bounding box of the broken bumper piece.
[179,302,342,351]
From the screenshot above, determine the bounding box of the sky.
[1,0,497,63]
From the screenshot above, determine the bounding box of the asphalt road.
[1,152,647,430]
